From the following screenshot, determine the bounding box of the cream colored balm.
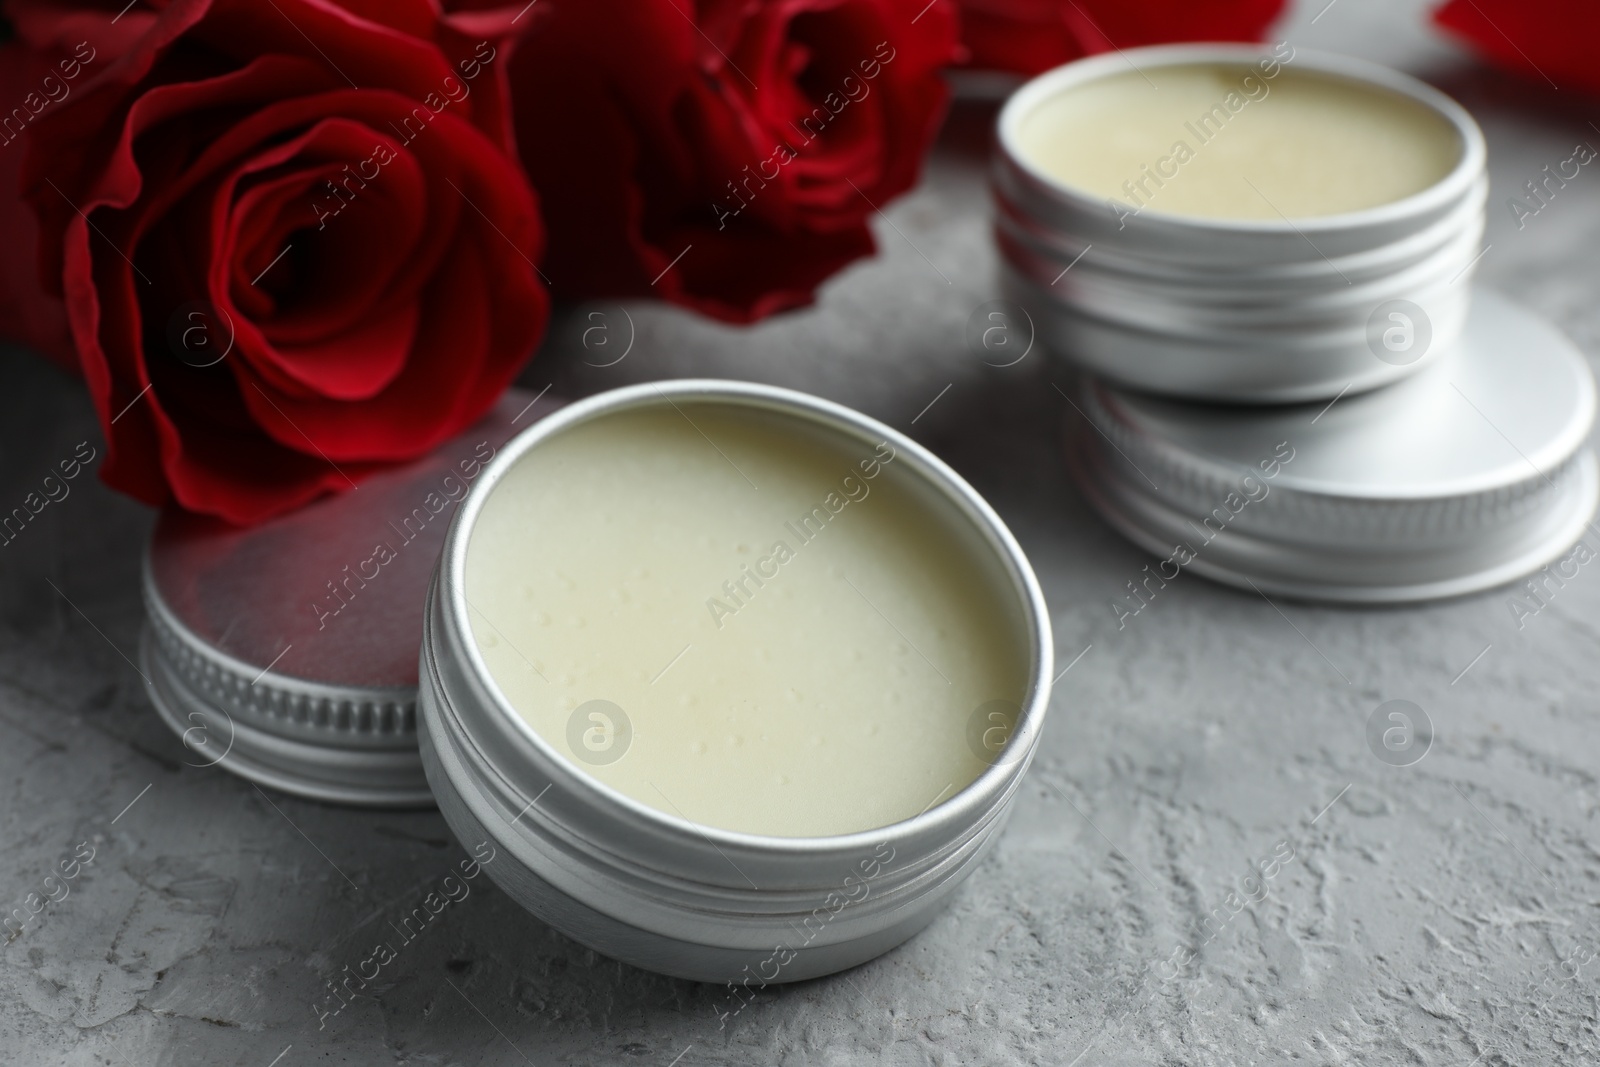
[464,404,1028,838]
[1016,51,1462,221]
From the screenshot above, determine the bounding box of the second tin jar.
[994,44,1488,403]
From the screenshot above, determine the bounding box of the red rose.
[2,0,548,524]
[954,0,1287,76]
[508,0,960,323]
[1434,0,1600,95]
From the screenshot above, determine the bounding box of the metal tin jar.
[994,45,1488,403]
[140,388,557,807]
[1065,290,1599,603]
[419,380,1053,983]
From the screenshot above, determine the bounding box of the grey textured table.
[6,1,1600,1063]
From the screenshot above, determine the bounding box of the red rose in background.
[1434,0,1600,95]
[509,0,960,323]
[954,0,1286,76]
[0,0,548,524]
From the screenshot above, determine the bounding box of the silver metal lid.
[1066,288,1599,603]
[140,387,562,806]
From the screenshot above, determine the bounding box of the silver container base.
[419,675,1005,982]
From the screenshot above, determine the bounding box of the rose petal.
[953,0,1287,75]
[1434,0,1600,94]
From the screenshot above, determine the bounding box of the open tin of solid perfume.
[419,380,1053,983]
[994,44,1488,403]
[140,387,560,806]
[1065,290,1598,603]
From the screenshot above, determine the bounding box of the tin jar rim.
[431,378,1054,857]
[996,43,1487,237]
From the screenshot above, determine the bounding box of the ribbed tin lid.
[1066,289,1599,603]
[140,387,561,806]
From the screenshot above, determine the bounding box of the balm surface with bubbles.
[1015,63,1462,220]
[463,403,1028,838]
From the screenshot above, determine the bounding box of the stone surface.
[6,1,1600,1064]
